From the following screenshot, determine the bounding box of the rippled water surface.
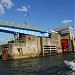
[0,53,75,75]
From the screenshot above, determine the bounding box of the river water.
[0,53,75,75]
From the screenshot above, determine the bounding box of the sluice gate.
[43,45,57,56]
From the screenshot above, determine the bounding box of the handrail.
[0,20,43,31]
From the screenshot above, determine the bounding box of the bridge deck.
[0,25,49,37]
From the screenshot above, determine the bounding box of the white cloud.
[0,0,14,14]
[0,4,5,14]
[17,6,28,12]
[62,19,72,24]
[1,0,14,9]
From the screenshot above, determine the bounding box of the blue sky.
[0,0,74,41]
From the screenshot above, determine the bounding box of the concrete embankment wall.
[8,35,42,59]
[0,34,62,59]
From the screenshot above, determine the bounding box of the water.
[0,53,75,75]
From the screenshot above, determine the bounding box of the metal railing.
[0,38,26,45]
[0,20,43,31]
[9,38,26,43]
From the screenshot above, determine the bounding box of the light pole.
[24,6,30,29]
[24,14,29,25]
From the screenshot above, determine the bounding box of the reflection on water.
[0,53,75,75]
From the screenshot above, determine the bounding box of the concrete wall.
[0,33,62,59]
[51,33,62,53]
[8,35,41,59]
[41,37,51,46]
